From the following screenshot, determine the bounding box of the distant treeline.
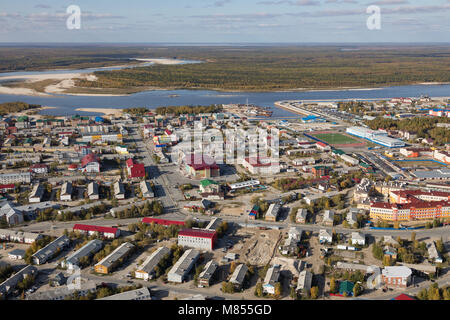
[0,102,41,116]
[154,105,223,116]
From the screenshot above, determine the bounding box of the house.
[229,264,248,290]
[80,153,101,173]
[94,242,135,274]
[323,210,335,226]
[140,181,154,199]
[87,182,99,200]
[198,260,219,288]
[382,266,412,289]
[60,182,73,201]
[383,246,398,260]
[296,270,312,295]
[177,229,217,251]
[73,224,120,239]
[135,247,171,281]
[316,142,331,151]
[351,232,366,246]
[242,157,280,176]
[263,265,281,295]
[114,181,126,200]
[319,229,333,244]
[0,202,24,225]
[29,164,48,175]
[339,280,355,296]
[265,203,281,222]
[50,273,67,287]
[126,159,146,179]
[61,239,103,270]
[29,183,45,203]
[167,249,200,283]
[32,235,70,265]
[296,208,308,224]
[8,249,25,260]
[97,287,152,300]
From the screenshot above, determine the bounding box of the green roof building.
[339,280,354,296]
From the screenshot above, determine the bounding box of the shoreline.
[74,108,124,116]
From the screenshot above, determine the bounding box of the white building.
[351,232,366,246]
[319,229,333,244]
[296,208,308,223]
[381,266,412,288]
[60,182,73,201]
[29,183,45,203]
[87,182,99,200]
[114,181,126,200]
[296,270,312,294]
[135,247,171,281]
[263,265,281,295]
[97,287,152,300]
[230,264,248,290]
[0,172,31,184]
[265,203,281,222]
[167,249,200,283]
[140,181,154,199]
[177,229,217,251]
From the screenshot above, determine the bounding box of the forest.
[0,102,41,116]
[2,45,450,92]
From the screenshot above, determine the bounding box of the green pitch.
[312,133,359,145]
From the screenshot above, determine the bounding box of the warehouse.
[94,242,135,274]
[135,246,171,281]
[61,239,103,270]
[178,229,217,251]
[32,235,70,265]
[167,249,200,283]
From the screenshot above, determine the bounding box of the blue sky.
[0,0,449,43]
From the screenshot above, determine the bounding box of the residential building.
[140,181,154,199]
[28,280,97,300]
[0,229,41,244]
[426,241,443,264]
[263,265,281,295]
[61,239,103,270]
[229,264,248,290]
[183,154,220,179]
[29,183,45,203]
[370,200,450,221]
[177,229,217,251]
[381,266,412,289]
[73,224,120,239]
[288,227,303,242]
[8,249,25,260]
[323,210,335,226]
[94,242,135,274]
[167,249,200,283]
[80,153,101,173]
[199,179,220,194]
[265,203,281,222]
[87,182,99,200]
[29,164,48,175]
[135,246,171,281]
[0,172,31,184]
[351,232,366,246]
[0,202,24,225]
[198,260,219,288]
[32,235,70,265]
[114,181,126,200]
[60,182,73,201]
[319,229,333,244]
[296,270,313,295]
[0,265,38,296]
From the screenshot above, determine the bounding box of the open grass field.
[311,132,360,145]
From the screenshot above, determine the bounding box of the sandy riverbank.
[74,108,124,116]
[134,58,190,65]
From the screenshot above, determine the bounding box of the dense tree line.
[154,105,223,116]
[0,102,41,116]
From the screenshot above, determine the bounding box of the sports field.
[311,132,359,145]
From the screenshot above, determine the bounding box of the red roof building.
[184,154,220,179]
[142,217,185,226]
[392,294,416,300]
[0,184,15,193]
[126,159,146,179]
[81,153,100,173]
[73,224,120,239]
[178,229,217,250]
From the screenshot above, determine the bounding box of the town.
[0,95,449,302]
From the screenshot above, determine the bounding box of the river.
[0,62,449,118]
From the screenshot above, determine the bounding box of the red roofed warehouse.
[142,217,185,227]
[126,159,146,179]
[178,229,217,251]
[73,224,120,239]
[183,154,220,180]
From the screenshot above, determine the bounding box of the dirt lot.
[232,228,282,266]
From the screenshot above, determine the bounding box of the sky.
[0,0,449,43]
